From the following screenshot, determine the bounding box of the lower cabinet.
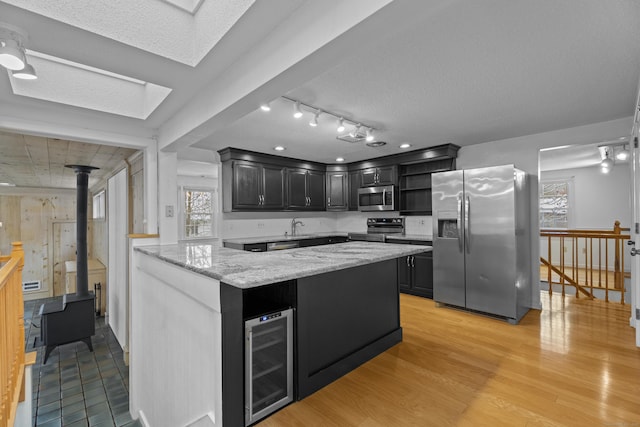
[398,251,433,299]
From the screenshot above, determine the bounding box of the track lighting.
[600,148,614,173]
[365,128,374,142]
[260,103,271,112]
[281,96,379,146]
[309,110,320,127]
[293,101,303,119]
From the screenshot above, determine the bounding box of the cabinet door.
[412,251,433,298]
[262,164,285,209]
[287,169,308,209]
[360,168,378,186]
[306,170,326,210]
[376,166,397,185]
[326,172,347,211]
[397,257,411,291]
[233,161,262,209]
[348,170,361,210]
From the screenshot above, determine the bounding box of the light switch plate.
[165,205,174,217]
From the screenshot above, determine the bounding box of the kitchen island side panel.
[296,259,401,399]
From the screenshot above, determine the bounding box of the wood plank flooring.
[259,293,640,426]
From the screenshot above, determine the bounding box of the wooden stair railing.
[1,242,36,427]
[540,221,630,303]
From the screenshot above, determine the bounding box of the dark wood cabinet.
[326,170,348,211]
[286,169,325,210]
[227,160,285,211]
[348,170,360,211]
[360,166,397,186]
[397,251,433,299]
[399,158,455,215]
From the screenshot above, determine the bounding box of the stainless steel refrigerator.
[431,165,531,324]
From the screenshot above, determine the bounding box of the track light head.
[365,128,375,142]
[309,110,320,127]
[0,38,25,70]
[260,103,271,112]
[616,145,629,161]
[293,101,303,119]
[12,62,37,79]
[337,118,345,133]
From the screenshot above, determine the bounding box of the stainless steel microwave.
[358,185,395,211]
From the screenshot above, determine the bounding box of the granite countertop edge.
[135,241,431,289]
[223,232,432,245]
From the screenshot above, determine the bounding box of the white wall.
[541,164,631,229]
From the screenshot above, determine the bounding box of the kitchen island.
[130,241,429,426]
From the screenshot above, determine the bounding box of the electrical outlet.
[419,219,425,225]
[257,222,265,229]
[165,205,174,217]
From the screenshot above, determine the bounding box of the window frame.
[179,186,216,240]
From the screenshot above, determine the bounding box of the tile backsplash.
[220,211,432,239]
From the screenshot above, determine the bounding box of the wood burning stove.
[40,165,99,364]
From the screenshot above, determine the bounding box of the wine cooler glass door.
[245,308,293,425]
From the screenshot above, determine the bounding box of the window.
[183,188,214,239]
[539,180,571,228]
[92,190,106,220]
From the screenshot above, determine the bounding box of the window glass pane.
[539,181,569,228]
[184,189,214,238]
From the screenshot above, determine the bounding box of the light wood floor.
[259,293,640,426]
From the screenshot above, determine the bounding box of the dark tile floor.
[24,297,141,427]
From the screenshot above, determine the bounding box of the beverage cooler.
[244,308,293,426]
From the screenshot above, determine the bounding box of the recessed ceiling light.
[274,146,285,151]
[260,103,271,112]
[400,143,411,149]
[336,157,345,162]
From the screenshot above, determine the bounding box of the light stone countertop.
[135,241,431,289]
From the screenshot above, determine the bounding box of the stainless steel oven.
[357,185,395,211]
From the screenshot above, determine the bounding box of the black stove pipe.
[66,165,99,297]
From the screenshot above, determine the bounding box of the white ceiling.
[0,0,639,188]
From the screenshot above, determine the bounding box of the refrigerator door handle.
[457,195,463,251]
[464,196,470,253]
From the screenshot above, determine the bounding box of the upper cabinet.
[224,160,285,211]
[360,165,397,187]
[219,144,458,213]
[219,147,325,212]
[326,168,348,211]
[286,169,325,211]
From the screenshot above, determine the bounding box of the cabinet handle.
[411,256,415,268]
[406,256,410,267]
[327,197,330,206]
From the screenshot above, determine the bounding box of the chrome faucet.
[291,218,304,236]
